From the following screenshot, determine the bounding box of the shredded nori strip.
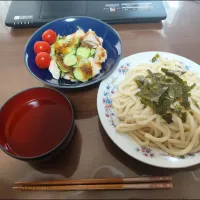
[135,66,194,123]
[161,68,187,86]
[162,113,173,124]
[152,54,160,62]
[192,99,199,109]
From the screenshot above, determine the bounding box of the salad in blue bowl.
[24,16,122,88]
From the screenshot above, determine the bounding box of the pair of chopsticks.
[13,176,173,191]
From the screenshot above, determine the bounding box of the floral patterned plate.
[97,51,200,168]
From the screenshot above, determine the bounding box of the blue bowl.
[24,16,122,88]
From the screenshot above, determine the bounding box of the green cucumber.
[63,54,77,66]
[56,37,73,47]
[56,60,69,73]
[73,68,87,82]
[60,71,66,78]
[70,47,77,55]
[73,65,93,82]
[56,39,66,46]
[76,47,90,58]
[90,49,96,57]
[75,58,89,68]
[62,46,77,55]
[74,37,80,47]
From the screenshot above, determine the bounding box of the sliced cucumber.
[73,65,93,82]
[68,46,77,55]
[60,71,66,78]
[73,68,87,82]
[56,36,73,47]
[66,36,80,46]
[76,47,90,59]
[62,46,77,55]
[74,37,80,47]
[90,49,96,57]
[56,60,69,72]
[56,39,66,46]
[63,54,77,66]
[75,58,89,68]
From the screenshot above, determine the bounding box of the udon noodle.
[112,55,200,156]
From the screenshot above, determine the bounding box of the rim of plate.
[24,16,122,89]
[97,51,200,168]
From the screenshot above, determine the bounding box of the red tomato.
[35,52,51,69]
[42,29,57,44]
[34,41,50,54]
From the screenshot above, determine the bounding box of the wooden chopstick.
[15,176,172,186]
[13,182,173,191]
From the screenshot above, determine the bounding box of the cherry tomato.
[35,52,51,69]
[34,41,50,54]
[42,29,57,44]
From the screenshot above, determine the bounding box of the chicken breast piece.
[94,46,107,63]
[49,60,60,80]
[99,37,103,45]
[88,57,102,77]
[75,29,85,38]
[82,29,101,48]
[63,73,78,82]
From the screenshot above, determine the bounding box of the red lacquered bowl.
[0,87,74,161]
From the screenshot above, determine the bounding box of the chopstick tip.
[13,186,20,190]
[169,182,173,188]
